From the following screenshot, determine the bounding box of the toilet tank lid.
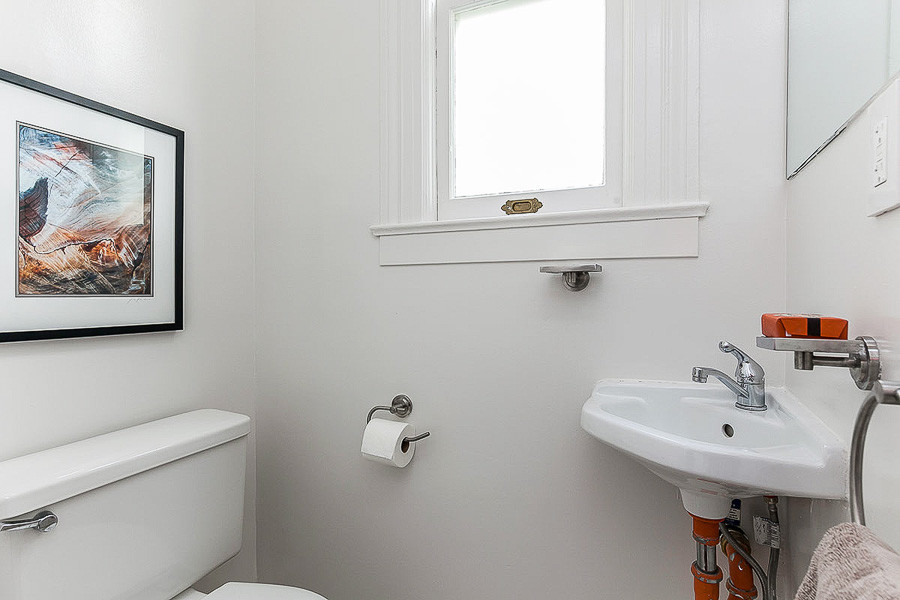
[0,409,250,520]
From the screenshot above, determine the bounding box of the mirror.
[787,0,900,178]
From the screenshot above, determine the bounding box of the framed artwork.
[0,69,183,342]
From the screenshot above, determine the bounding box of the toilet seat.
[206,582,327,600]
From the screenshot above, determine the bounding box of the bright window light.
[452,0,606,198]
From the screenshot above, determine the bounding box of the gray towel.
[795,522,900,600]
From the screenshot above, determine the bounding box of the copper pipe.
[691,515,723,600]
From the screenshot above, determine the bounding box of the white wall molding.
[376,215,701,266]
[372,202,708,236]
[380,0,436,225]
[622,0,700,207]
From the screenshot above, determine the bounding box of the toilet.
[0,410,325,600]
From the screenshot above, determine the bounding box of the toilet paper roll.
[361,418,416,467]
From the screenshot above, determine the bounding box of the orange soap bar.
[761,313,848,340]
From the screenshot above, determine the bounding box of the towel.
[795,522,900,600]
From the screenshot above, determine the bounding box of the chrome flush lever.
[0,510,58,533]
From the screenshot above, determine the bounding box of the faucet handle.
[718,341,764,381]
[718,341,746,359]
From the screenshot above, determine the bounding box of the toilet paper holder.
[366,394,431,445]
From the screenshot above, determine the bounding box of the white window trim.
[435,0,622,220]
[375,0,705,266]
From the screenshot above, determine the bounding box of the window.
[435,0,621,220]
[374,0,704,265]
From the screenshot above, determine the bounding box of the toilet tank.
[0,410,251,600]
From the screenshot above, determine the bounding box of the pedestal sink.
[581,379,846,519]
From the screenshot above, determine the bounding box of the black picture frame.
[0,68,183,342]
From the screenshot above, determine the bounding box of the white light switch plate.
[874,117,888,187]
[868,80,900,216]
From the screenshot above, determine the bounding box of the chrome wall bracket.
[755,336,881,390]
[367,394,413,423]
[0,510,58,533]
[367,394,431,447]
[540,264,602,292]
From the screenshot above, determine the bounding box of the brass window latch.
[501,198,542,215]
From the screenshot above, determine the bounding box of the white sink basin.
[581,379,846,519]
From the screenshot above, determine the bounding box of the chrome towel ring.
[849,381,900,525]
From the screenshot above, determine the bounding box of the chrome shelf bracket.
[756,336,881,390]
[540,264,602,292]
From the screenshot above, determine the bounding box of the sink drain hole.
[722,423,734,438]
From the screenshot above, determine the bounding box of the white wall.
[253,2,788,599]
[0,0,258,590]
[784,82,900,591]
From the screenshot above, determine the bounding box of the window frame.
[434,0,624,221]
[374,0,705,266]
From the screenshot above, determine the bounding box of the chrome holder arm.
[0,510,58,533]
[367,395,432,449]
[756,336,881,390]
[367,394,413,423]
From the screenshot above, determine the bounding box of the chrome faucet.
[692,341,767,411]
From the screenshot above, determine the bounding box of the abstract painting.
[0,67,183,343]
[17,123,153,296]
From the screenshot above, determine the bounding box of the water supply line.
[764,497,779,600]
[716,497,781,600]
[720,525,757,600]
[719,524,769,600]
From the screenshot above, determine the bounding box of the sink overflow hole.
[722,424,735,438]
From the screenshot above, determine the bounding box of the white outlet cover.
[874,118,888,187]
[868,80,900,216]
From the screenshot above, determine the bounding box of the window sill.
[370,202,709,266]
